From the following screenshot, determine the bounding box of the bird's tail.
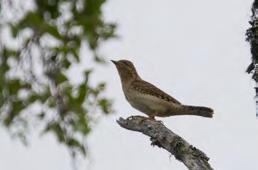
[181,105,214,118]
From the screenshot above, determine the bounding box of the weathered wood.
[117,116,213,170]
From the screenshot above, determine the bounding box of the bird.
[111,59,214,119]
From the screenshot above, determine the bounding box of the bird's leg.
[148,113,163,124]
[148,115,156,120]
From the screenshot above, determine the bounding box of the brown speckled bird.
[112,59,214,119]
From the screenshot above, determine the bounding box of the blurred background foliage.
[0,0,116,158]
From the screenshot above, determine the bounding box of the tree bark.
[117,116,213,170]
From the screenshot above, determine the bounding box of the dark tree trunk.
[246,0,258,79]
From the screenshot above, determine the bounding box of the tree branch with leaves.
[0,0,116,158]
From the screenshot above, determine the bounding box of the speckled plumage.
[130,79,181,104]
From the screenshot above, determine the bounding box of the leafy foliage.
[0,0,115,157]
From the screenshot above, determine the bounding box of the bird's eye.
[122,61,131,67]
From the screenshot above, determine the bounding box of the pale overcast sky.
[1,0,258,170]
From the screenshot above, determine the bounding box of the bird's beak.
[111,60,117,65]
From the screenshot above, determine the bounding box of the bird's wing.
[130,80,181,104]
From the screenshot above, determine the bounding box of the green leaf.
[98,98,112,114]
[2,47,18,58]
[28,93,39,103]
[35,0,59,19]
[84,69,93,84]
[11,12,42,37]
[71,48,80,62]
[76,84,88,104]
[44,25,62,40]
[67,137,86,156]
[4,101,25,126]
[47,97,56,108]
[45,122,66,142]
[63,58,71,68]
[7,79,22,94]
[7,79,31,95]
[76,114,91,135]
[56,72,68,84]
[11,24,21,37]
[67,138,81,147]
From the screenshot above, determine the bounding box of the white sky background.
[0,0,258,170]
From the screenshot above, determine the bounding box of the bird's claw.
[146,117,163,124]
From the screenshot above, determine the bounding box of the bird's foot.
[147,116,163,124]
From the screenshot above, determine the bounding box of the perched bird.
[112,59,214,119]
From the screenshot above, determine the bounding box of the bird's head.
[111,59,140,83]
